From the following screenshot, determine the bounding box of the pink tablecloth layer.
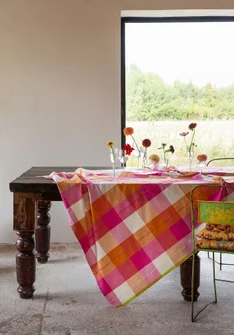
[51,168,234,306]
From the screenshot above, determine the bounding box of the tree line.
[126,64,234,121]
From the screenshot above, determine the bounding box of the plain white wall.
[1,0,233,243]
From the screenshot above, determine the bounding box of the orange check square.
[107,244,129,268]
[133,226,155,248]
[71,221,86,240]
[57,177,82,192]
[127,272,148,294]
[91,195,112,220]
[167,242,187,264]
[147,217,167,238]
[118,184,140,198]
[158,205,183,228]
[173,199,190,219]
[96,254,116,277]
[121,235,142,257]
[104,185,126,207]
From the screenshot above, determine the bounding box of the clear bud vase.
[133,144,141,171]
[187,148,194,171]
[162,153,169,170]
[118,149,129,170]
[162,159,169,170]
[110,148,118,177]
[142,149,147,171]
[198,160,206,173]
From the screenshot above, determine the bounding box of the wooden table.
[9,167,200,301]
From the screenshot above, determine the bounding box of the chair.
[207,157,234,167]
[191,184,234,322]
[206,158,234,270]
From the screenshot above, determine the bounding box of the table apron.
[13,193,41,230]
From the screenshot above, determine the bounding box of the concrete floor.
[1,244,234,335]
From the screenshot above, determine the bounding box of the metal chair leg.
[220,253,222,271]
[213,252,217,303]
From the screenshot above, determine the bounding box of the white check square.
[163,185,185,204]
[124,212,145,234]
[152,252,174,275]
[100,183,116,194]
[96,241,107,261]
[70,199,86,221]
[113,282,135,303]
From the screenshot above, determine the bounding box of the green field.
[125,121,234,168]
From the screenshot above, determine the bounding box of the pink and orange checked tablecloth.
[50,168,231,307]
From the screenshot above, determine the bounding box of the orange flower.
[123,127,134,136]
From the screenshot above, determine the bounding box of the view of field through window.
[125,21,234,167]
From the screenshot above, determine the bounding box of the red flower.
[142,139,151,148]
[122,144,134,156]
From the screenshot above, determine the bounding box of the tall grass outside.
[125,121,234,168]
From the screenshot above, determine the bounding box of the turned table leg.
[13,193,38,299]
[36,200,51,263]
[180,253,200,301]
[16,231,35,298]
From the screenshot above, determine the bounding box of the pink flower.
[180,132,189,137]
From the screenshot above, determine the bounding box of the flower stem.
[142,148,147,170]
[131,135,140,153]
[189,129,195,152]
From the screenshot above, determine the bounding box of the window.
[121,15,234,166]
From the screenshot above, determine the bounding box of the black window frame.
[121,15,234,148]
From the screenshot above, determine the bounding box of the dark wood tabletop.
[9,166,109,199]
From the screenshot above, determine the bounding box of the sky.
[125,22,234,88]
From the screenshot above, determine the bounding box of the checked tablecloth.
[51,168,230,306]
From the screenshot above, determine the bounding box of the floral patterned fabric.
[196,238,234,251]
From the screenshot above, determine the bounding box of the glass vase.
[118,149,129,169]
[110,148,118,177]
[142,150,147,171]
[187,148,194,171]
[132,144,141,170]
[198,161,207,173]
[161,152,169,170]
[162,158,169,170]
